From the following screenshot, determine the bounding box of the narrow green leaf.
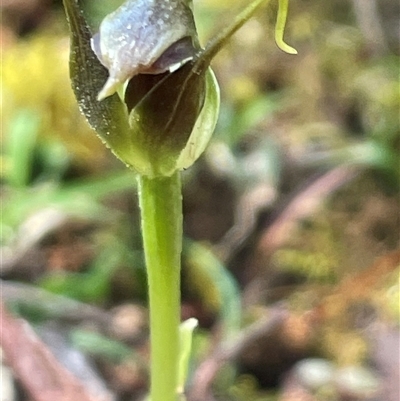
[5,110,40,187]
[185,241,241,341]
[70,329,133,362]
[178,318,198,395]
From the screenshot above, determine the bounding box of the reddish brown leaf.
[0,302,110,401]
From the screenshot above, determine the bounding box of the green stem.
[200,0,272,63]
[138,172,182,401]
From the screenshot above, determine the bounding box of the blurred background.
[1,1,399,401]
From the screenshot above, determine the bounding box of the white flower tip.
[97,77,120,101]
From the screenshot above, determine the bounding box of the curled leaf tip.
[277,41,298,55]
[275,0,298,55]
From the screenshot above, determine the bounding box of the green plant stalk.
[138,172,182,401]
